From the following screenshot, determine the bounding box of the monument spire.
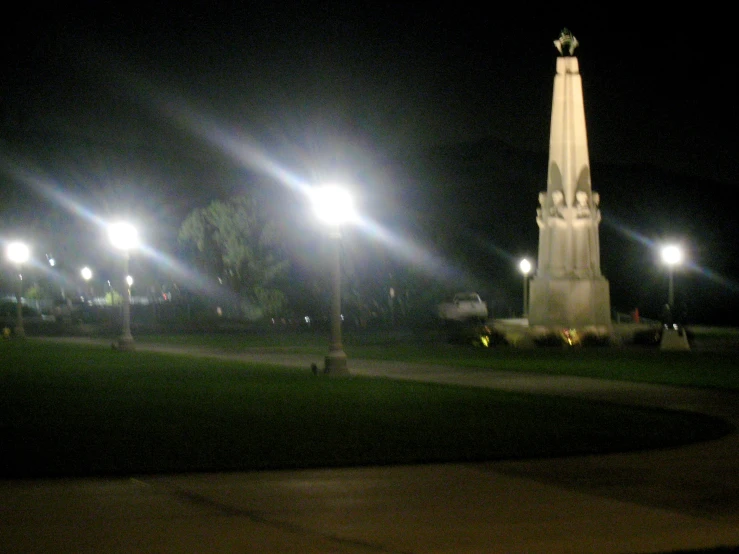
[528,29,612,332]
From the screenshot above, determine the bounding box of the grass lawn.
[139,329,739,390]
[1,341,732,479]
[350,347,739,389]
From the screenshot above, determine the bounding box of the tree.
[178,195,290,320]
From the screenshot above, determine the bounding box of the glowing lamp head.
[126,275,133,287]
[311,185,355,226]
[108,222,139,251]
[661,245,683,267]
[6,242,30,264]
[81,267,93,281]
[519,258,532,275]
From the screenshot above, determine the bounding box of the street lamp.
[519,258,532,318]
[660,244,683,308]
[81,267,93,301]
[108,222,139,350]
[48,254,67,299]
[6,241,30,338]
[311,185,355,376]
[659,243,690,350]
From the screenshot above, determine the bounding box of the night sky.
[1,5,737,322]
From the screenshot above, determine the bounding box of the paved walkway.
[2,338,739,553]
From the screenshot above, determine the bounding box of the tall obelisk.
[528,29,611,331]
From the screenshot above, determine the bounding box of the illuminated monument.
[528,29,612,331]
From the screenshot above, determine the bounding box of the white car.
[438,293,488,322]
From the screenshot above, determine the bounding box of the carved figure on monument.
[553,28,578,56]
[536,193,546,224]
[550,190,566,218]
[575,191,590,218]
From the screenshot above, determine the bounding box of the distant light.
[126,275,134,287]
[6,242,30,264]
[48,257,56,267]
[311,185,355,226]
[108,222,139,251]
[661,245,683,267]
[519,258,532,275]
[81,267,93,281]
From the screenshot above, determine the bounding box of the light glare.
[661,245,683,266]
[311,186,355,226]
[81,267,93,281]
[519,258,532,275]
[108,222,139,251]
[6,242,30,264]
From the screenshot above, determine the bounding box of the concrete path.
[2,338,738,553]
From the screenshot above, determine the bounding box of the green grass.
[139,330,739,390]
[0,341,733,479]
[138,328,330,353]
[356,347,739,390]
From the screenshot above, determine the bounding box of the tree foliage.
[178,195,289,319]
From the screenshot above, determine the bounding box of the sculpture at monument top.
[553,28,578,56]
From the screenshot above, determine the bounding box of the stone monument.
[528,29,612,332]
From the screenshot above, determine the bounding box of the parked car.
[438,292,488,322]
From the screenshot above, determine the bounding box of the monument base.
[528,276,611,331]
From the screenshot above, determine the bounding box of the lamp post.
[659,243,690,350]
[6,242,30,338]
[48,254,68,300]
[108,222,139,351]
[311,185,355,376]
[519,258,532,319]
[660,244,683,308]
[81,266,93,301]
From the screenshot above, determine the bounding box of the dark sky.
[2,6,736,181]
[1,4,737,321]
